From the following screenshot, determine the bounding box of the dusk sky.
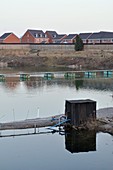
[0,0,113,37]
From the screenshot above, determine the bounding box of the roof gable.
[100,31,113,38]
[27,29,45,38]
[46,31,58,35]
[45,31,58,38]
[89,31,113,39]
[79,33,92,39]
[64,34,77,40]
[54,34,66,39]
[0,33,12,40]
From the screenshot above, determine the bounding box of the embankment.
[0,114,113,136]
[0,44,113,69]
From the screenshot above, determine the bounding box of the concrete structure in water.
[65,99,96,127]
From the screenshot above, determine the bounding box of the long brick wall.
[0,43,113,51]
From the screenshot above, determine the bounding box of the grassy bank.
[0,49,113,70]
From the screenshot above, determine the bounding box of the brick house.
[45,31,58,43]
[61,34,77,43]
[45,31,67,43]
[52,34,67,43]
[21,29,49,43]
[87,31,113,44]
[79,33,92,44]
[0,32,20,43]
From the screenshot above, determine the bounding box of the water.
[0,131,113,170]
[0,76,113,122]
[0,71,113,169]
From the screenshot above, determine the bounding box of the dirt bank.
[0,49,113,70]
[0,115,61,130]
[0,110,113,136]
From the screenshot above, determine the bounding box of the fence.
[0,43,113,51]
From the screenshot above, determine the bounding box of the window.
[53,34,56,38]
[38,34,42,38]
[34,33,38,38]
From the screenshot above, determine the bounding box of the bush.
[75,35,84,51]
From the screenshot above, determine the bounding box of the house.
[45,31,58,43]
[52,34,67,43]
[61,34,77,43]
[21,29,49,43]
[79,33,92,44]
[45,31,67,43]
[88,31,113,44]
[0,32,20,43]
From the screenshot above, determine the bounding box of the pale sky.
[0,0,113,37]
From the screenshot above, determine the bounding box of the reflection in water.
[0,74,112,94]
[1,76,113,91]
[0,130,113,170]
[65,129,96,153]
[0,127,96,154]
[0,126,96,155]
[3,77,20,90]
[75,79,84,90]
[0,73,113,122]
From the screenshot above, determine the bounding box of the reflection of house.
[88,31,113,44]
[0,32,20,43]
[45,31,67,43]
[4,77,20,90]
[21,29,49,43]
[65,129,96,153]
[79,33,92,44]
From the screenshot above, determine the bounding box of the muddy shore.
[0,116,59,131]
[0,108,113,136]
[0,49,113,70]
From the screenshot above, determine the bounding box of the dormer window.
[34,33,38,38]
[38,34,42,38]
[53,34,56,38]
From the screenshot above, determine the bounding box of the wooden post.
[34,124,37,134]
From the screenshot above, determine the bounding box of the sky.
[0,0,113,37]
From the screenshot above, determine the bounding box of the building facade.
[45,31,67,43]
[61,34,77,43]
[0,33,20,43]
[21,29,49,43]
[87,31,113,44]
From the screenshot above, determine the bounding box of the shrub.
[75,35,84,51]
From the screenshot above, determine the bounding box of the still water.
[0,71,113,170]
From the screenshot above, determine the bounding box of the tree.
[75,35,84,51]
